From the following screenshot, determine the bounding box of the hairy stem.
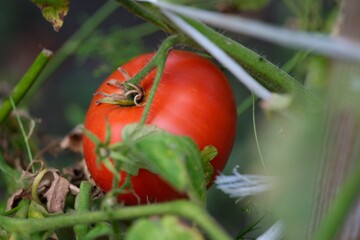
[137,35,181,125]
[116,0,175,33]
[74,181,93,240]
[0,200,231,240]
[116,0,305,95]
[0,49,52,125]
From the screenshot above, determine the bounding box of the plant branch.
[137,35,180,124]
[0,49,52,125]
[0,200,231,240]
[74,181,93,240]
[116,0,305,96]
[115,0,175,33]
[183,18,296,94]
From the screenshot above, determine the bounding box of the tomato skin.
[83,50,237,205]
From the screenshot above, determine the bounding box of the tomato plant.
[83,50,237,205]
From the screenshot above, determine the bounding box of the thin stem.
[313,156,360,240]
[9,97,34,172]
[117,0,301,95]
[0,200,231,240]
[74,181,93,240]
[137,35,181,125]
[153,2,360,62]
[252,94,267,173]
[183,17,297,93]
[29,0,118,97]
[115,0,175,33]
[0,49,52,125]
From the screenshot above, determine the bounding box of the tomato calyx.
[95,67,145,107]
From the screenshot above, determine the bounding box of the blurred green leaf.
[125,215,204,240]
[31,0,69,31]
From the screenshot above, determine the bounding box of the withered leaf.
[41,170,70,213]
[6,188,29,211]
[60,124,84,153]
[31,0,70,31]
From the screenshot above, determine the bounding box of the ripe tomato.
[83,50,237,205]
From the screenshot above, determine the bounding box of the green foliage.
[85,123,209,203]
[126,126,206,203]
[126,215,204,240]
[31,0,69,31]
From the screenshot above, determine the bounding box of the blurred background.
[0,0,337,238]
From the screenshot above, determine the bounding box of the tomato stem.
[0,200,232,240]
[74,181,92,239]
[138,35,181,125]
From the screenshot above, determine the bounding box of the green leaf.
[127,127,207,203]
[122,123,161,142]
[125,215,204,240]
[31,0,70,31]
[200,145,217,184]
[121,124,206,202]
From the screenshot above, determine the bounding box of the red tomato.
[83,50,237,205]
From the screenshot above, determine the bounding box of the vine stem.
[0,200,231,240]
[148,1,360,62]
[116,0,301,94]
[116,0,175,33]
[74,181,93,240]
[137,35,181,125]
[0,49,52,125]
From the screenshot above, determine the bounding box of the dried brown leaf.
[60,124,84,153]
[39,169,70,213]
[6,189,29,211]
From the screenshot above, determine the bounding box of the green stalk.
[313,157,360,240]
[116,0,175,33]
[29,0,118,96]
[0,200,231,240]
[115,0,308,95]
[0,49,52,125]
[138,35,180,125]
[183,17,296,93]
[74,181,93,240]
